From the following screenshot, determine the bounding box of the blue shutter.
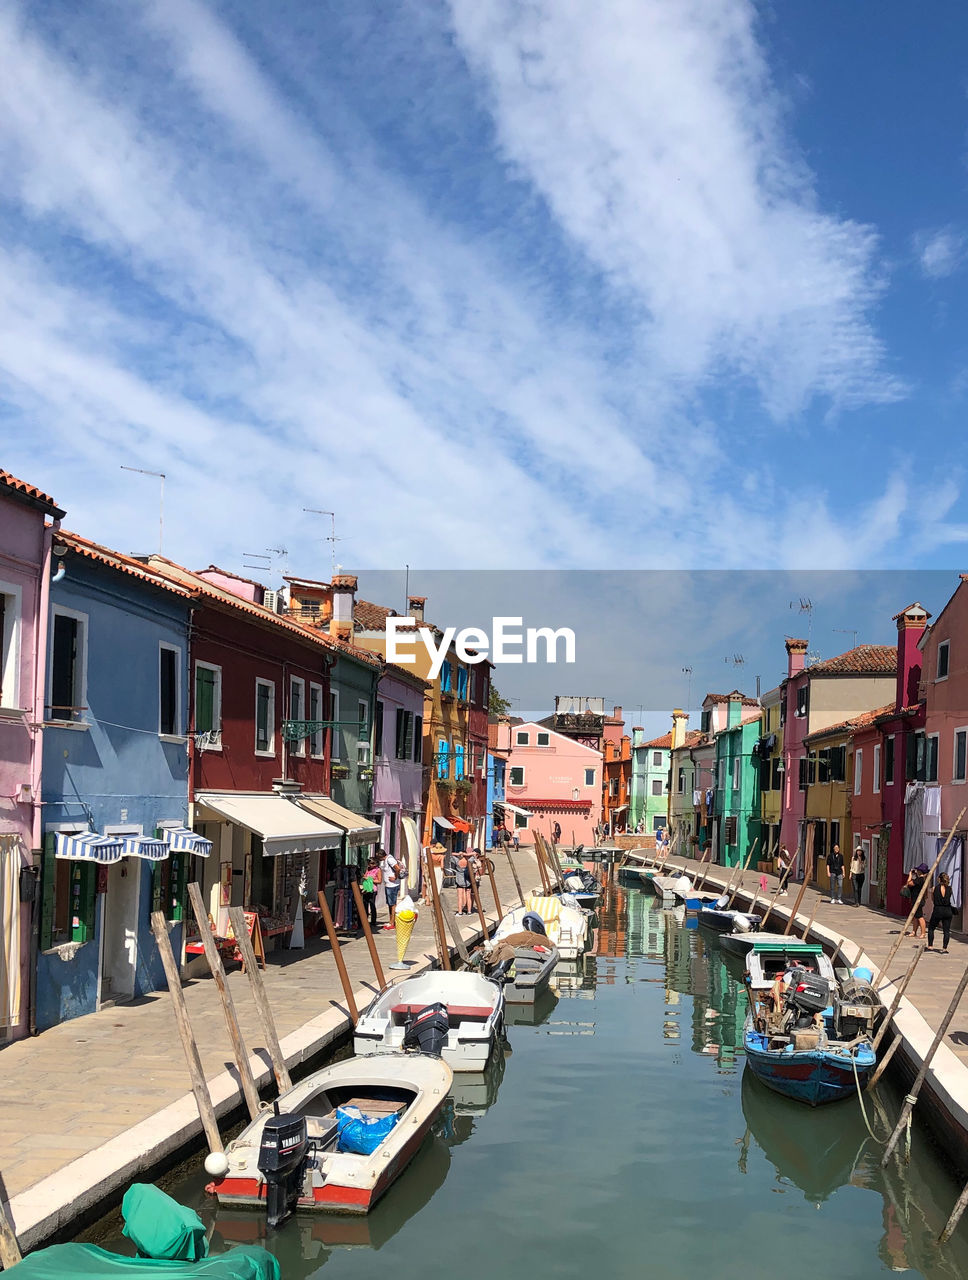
[438,738,449,779]
[454,743,465,780]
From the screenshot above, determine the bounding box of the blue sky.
[1,0,967,574]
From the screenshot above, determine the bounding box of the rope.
[852,1046,890,1145]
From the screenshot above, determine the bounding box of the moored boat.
[698,904,762,934]
[478,923,559,1004]
[354,970,504,1073]
[719,928,796,959]
[490,896,589,960]
[207,1054,452,1218]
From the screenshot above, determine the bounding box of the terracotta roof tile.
[703,690,759,705]
[805,702,895,742]
[354,599,406,631]
[0,469,65,517]
[640,731,672,749]
[806,645,897,677]
[58,532,193,598]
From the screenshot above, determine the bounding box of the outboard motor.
[257,1104,309,1229]
[564,873,585,892]
[521,912,547,936]
[782,966,831,1027]
[834,971,879,1040]
[403,1002,450,1057]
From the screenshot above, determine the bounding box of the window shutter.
[73,863,97,943]
[403,710,414,760]
[413,715,423,762]
[41,832,57,950]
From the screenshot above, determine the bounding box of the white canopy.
[195,792,342,857]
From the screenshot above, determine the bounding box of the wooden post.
[149,910,223,1155]
[503,841,525,906]
[227,906,292,1094]
[534,840,551,892]
[443,900,471,965]
[317,889,360,1024]
[872,942,926,1052]
[868,1032,902,1091]
[485,856,503,921]
[726,839,760,908]
[881,953,968,1166]
[797,892,821,941]
[348,881,387,988]
[782,866,811,937]
[423,849,451,971]
[875,808,966,987]
[0,1197,22,1270]
[941,1176,968,1244]
[758,883,783,932]
[187,884,260,1122]
[469,861,489,938]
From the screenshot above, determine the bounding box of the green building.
[713,692,762,869]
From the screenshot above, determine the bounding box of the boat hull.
[502,945,559,1004]
[743,1020,876,1106]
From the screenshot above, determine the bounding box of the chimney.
[671,708,689,751]
[727,691,743,730]
[632,725,645,747]
[330,573,358,641]
[785,637,808,679]
[612,705,623,721]
[893,602,930,711]
[408,595,426,623]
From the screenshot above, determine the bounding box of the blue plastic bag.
[336,1105,399,1155]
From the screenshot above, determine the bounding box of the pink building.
[372,664,428,862]
[0,470,64,1042]
[505,722,602,846]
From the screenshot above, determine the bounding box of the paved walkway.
[1,847,544,1250]
[635,852,968,1057]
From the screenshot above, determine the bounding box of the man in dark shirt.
[826,844,845,904]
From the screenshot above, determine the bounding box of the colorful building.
[756,685,783,860]
[603,725,632,834]
[630,728,672,835]
[0,471,64,1041]
[487,716,511,845]
[372,663,428,864]
[504,722,602,846]
[712,693,762,868]
[668,718,704,852]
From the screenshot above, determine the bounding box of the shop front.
[296,795,380,932]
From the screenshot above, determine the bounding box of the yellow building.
[802,721,852,891]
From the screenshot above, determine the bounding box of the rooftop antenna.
[120,465,165,554]
[723,654,746,668]
[404,563,409,615]
[242,551,271,582]
[681,666,693,709]
[790,597,815,659]
[303,509,344,577]
[833,627,858,650]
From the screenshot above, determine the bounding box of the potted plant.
[455,777,474,796]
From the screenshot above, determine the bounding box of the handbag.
[361,875,374,893]
[900,883,912,899]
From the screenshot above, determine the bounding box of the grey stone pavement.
[644,852,968,1062]
[0,847,543,1215]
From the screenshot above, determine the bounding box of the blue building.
[486,725,507,847]
[37,532,198,1030]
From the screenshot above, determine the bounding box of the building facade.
[372,664,427,863]
[712,695,761,869]
[505,722,602,846]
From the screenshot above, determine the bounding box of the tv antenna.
[833,627,858,649]
[303,509,344,577]
[242,546,288,582]
[790,597,815,654]
[723,654,746,667]
[681,666,693,708]
[120,465,165,554]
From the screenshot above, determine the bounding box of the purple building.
[372,664,428,862]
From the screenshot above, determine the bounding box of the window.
[357,699,371,765]
[454,742,465,780]
[816,748,830,784]
[41,831,97,949]
[873,743,881,793]
[309,683,324,757]
[651,779,664,796]
[652,750,663,766]
[468,668,477,705]
[830,820,840,854]
[437,738,449,779]
[329,690,340,760]
[413,714,423,763]
[700,709,711,734]
[514,811,528,829]
[255,679,275,754]
[771,757,782,791]
[829,745,847,783]
[584,768,596,787]
[395,709,414,760]
[49,606,87,721]
[509,765,525,787]
[374,699,384,758]
[652,815,665,832]
[457,666,468,700]
[853,748,863,795]
[194,662,222,740]
[937,640,950,681]
[155,644,180,736]
[926,733,939,783]
[955,729,968,784]
[912,732,940,783]
[0,582,21,709]
[796,686,808,718]
[677,766,685,794]
[724,815,737,844]
[289,677,306,756]
[609,778,619,798]
[440,661,452,694]
[885,735,895,785]
[732,756,740,790]
[516,730,530,746]
[537,731,550,747]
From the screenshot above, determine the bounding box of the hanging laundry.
[924,785,942,836]
[904,782,925,873]
[938,836,964,910]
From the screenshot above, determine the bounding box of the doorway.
[99,857,141,1005]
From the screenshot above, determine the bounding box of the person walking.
[928,872,954,953]
[360,852,380,928]
[903,865,928,939]
[553,821,562,845]
[776,845,793,896]
[826,843,845,904]
[849,845,867,906]
[381,847,403,930]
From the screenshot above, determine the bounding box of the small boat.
[478,927,559,1004]
[698,901,762,934]
[8,1183,278,1279]
[490,896,590,960]
[719,929,797,960]
[207,1054,452,1220]
[743,951,879,1106]
[354,970,504,1073]
[744,939,838,992]
[557,867,602,909]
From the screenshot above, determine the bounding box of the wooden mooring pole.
[797,892,821,942]
[316,890,360,1024]
[348,880,387,988]
[227,905,292,1093]
[149,910,223,1156]
[881,953,968,1167]
[423,849,451,971]
[782,866,811,937]
[503,841,525,906]
[726,840,759,908]
[187,884,260,1122]
[0,1195,22,1269]
[469,861,490,939]
[485,855,503,921]
[872,942,926,1052]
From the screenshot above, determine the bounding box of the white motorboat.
[354,970,505,1073]
[698,903,762,934]
[488,896,589,960]
[206,1054,452,1219]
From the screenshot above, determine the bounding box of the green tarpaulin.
[7,1243,279,1280]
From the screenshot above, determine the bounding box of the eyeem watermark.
[387,615,576,679]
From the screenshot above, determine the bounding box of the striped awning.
[163,827,213,857]
[54,832,125,864]
[122,837,170,862]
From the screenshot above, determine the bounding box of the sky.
[2,0,968,577]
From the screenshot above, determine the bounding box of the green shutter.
[73,863,97,943]
[41,833,56,951]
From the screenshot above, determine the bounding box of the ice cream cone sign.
[393,894,418,966]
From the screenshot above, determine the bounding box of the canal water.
[95,879,968,1278]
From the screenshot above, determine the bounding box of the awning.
[296,796,381,847]
[195,792,342,857]
[452,818,472,834]
[54,832,125,864]
[163,827,213,857]
[433,816,455,831]
[495,802,533,818]
[122,837,169,862]
[610,804,629,814]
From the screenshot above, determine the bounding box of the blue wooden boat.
[743,1012,876,1106]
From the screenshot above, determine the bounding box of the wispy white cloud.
[0,0,931,576]
[914,226,965,279]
